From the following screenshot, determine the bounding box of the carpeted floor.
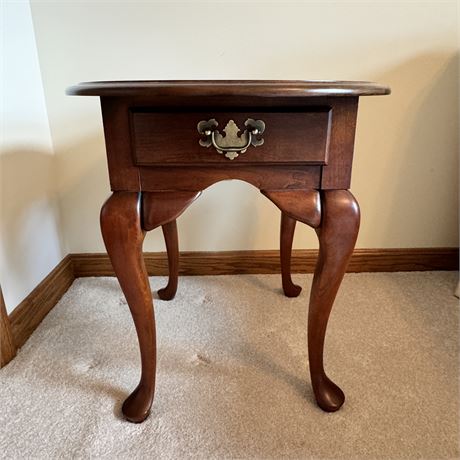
[0,272,458,459]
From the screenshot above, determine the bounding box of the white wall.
[1,1,64,313]
[29,1,458,255]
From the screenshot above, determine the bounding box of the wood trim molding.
[73,247,459,277]
[0,285,16,367]
[1,247,457,369]
[9,255,75,350]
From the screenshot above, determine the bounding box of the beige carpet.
[0,272,458,459]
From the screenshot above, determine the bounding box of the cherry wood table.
[67,80,390,423]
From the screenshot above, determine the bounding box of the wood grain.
[132,110,330,166]
[66,80,391,98]
[100,192,157,423]
[262,189,321,227]
[308,190,360,412]
[158,221,179,301]
[101,97,141,190]
[142,191,201,231]
[280,213,302,298]
[139,164,321,192]
[0,285,16,368]
[9,256,74,349]
[320,97,358,189]
[72,247,459,277]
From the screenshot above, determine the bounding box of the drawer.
[130,109,331,166]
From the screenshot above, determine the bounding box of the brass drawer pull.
[197,118,265,160]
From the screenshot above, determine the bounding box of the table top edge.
[66,80,391,97]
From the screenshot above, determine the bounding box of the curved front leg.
[308,190,360,412]
[100,192,156,423]
[280,212,302,297]
[158,220,179,301]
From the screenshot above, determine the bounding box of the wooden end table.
[67,80,390,423]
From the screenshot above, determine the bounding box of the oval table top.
[66,80,390,98]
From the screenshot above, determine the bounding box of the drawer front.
[130,109,331,166]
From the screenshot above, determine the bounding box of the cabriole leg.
[158,220,179,301]
[280,212,302,298]
[142,191,200,301]
[308,190,360,412]
[100,191,156,423]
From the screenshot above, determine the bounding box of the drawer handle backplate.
[197,118,265,160]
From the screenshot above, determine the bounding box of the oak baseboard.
[8,255,75,350]
[0,286,16,367]
[72,247,459,277]
[2,247,457,369]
